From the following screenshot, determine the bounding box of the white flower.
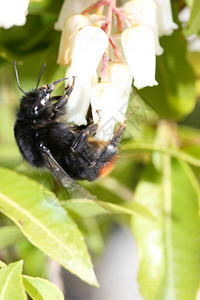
[91,82,125,141]
[121,25,158,89]
[65,69,97,126]
[0,0,30,29]
[123,0,163,55]
[154,0,178,36]
[54,0,94,31]
[57,14,89,66]
[91,63,133,141]
[64,26,108,126]
[178,6,190,26]
[179,7,200,52]
[69,26,108,81]
[107,62,133,121]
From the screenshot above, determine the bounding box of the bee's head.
[14,61,67,121]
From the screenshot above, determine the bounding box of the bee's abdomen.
[14,120,45,168]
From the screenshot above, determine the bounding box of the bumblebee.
[14,62,127,197]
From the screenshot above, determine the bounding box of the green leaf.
[139,28,195,119]
[184,0,200,36]
[62,198,156,222]
[0,167,98,286]
[0,261,6,268]
[15,240,47,278]
[123,139,200,167]
[132,158,200,299]
[0,225,24,250]
[184,0,194,7]
[0,261,27,300]
[177,126,200,159]
[23,275,64,300]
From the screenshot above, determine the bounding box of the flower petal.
[107,62,133,94]
[57,14,89,66]
[155,0,178,36]
[107,62,133,121]
[91,82,130,141]
[121,25,158,89]
[65,68,97,126]
[0,0,29,29]
[123,0,163,55]
[54,0,94,31]
[70,25,109,82]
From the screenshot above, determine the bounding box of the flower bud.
[57,14,89,66]
[121,25,158,89]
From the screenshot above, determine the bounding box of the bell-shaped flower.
[69,26,108,79]
[0,0,29,29]
[123,0,163,55]
[154,0,178,36]
[107,62,133,122]
[91,63,133,141]
[57,14,89,66]
[54,0,94,30]
[65,69,97,126]
[64,26,108,126]
[121,25,158,89]
[91,82,125,141]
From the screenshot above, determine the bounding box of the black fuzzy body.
[14,88,118,181]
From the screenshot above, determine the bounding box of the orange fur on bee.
[98,156,117,178]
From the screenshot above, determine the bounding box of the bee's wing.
[42,146,96,200]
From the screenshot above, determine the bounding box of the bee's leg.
[108,122,127,147]
[53,77,76,112]
[83,109,138,177]
[106,108,139,147]
[71,110,101,151]
[93,115,131,163]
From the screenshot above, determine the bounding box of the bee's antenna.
[36,62,46,88]
[13,60,27,96]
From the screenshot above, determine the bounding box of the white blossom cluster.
[56,0,177,140]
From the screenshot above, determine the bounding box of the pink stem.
[101,53,109,78]
[82,1,109,14]
[105,0,116,36]
[101,0,116,78]
[116,13,123,33]
[113,7,133,25]
[84,0,128,77]
[109,36,121,60]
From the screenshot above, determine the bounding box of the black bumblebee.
[14,62,128,198]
